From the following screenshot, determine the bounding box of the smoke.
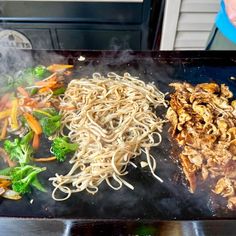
[0,48,33,71]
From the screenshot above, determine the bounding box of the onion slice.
[2,189,21,200]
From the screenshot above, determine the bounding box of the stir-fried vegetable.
[2,189,21,200]
[40,115,61,137]
[33,108,58,119]
[31,175,47,192]
[51,137,78,162]
[10,165,46,194]
[47,64,73,72]
[0,66,50,94]
[0,178,11,188]
[32,133,40,150]
[4,132,33,165]
[10,98,18,129]
[53,87,66,95]
[33,65,49,79]
[33,156,56,162]
[0,93,10,110]
[0,119,8,140]
[0,63,73,201]
[33,109,61,137]
[35,74,57,88]
[0,148,16,167]
[24,113,42,135]
[0,110,11,121]
[0,163,47,195]
[0,167,15,176]
[17,86,29,98]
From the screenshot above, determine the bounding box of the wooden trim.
[160,0,182,50]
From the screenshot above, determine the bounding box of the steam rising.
[0,47,220,220]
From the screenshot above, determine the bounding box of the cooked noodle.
[49,72,167,201]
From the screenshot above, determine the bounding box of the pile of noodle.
[50,72,167,201]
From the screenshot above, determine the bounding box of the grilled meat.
[167,82,236,209]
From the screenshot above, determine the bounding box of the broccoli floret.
[33,65,49,79]
[17,68,35,86]
[11,165,35,181]
[0,65,50,94]
[4,132,33,165]
[18,66,49,84]
[40,115,61,137]
[32,109,61,137]
[51,137,78,162]
[11,165,46,194]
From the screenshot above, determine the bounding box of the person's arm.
[224,0,236,26]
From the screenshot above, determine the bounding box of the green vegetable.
[31,176,47,192]
[0,75,15,93]
[0,167,15,176]
[17,68,35,87]
[33,109,61,136]
[51,137,78,162]
[11,165,36,181]
[53,87,66,95]
[33,65,49,79]
[21,131,34,144]
[30,88,38,96]
[4,131,34,165]
[11,165,46,194]
[33,108,58,119]
[0,65,50,94]
[40,115,61,137]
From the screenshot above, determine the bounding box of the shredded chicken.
[167,82,236,209]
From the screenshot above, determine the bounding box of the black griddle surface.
[0,50,236,220]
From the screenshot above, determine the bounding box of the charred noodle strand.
[50,72,167,201]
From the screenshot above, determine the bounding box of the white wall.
[160,0,221,50]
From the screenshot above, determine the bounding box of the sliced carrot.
[35,80,57,87]
[38,83,64,94]
[0,93,10,103]
[0,109,11,120]
[17,87,29,98]
[23,112,42,135]
[37,102,51,108]
[64,70,72,76]
[38,87,51,94]
[47,64,73,72]
[0,148,16,167]
[41,72,57,81]
[0,179,11,188]
[0,119,8,140]
[33,156,56,162]
[0,93,10,109]
[23,98,38,108]
[32,133,40,150]
[35,75,57,87]
[10,99,18,130]
[5,101,12,109]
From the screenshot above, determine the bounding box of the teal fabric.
[216,1,236,44]
[207,26,236,50]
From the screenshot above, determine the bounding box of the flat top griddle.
[0,50,236,220]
